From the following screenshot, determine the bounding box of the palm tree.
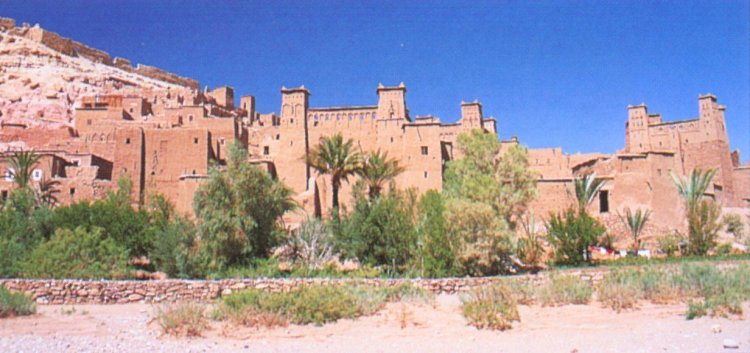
[618,208,652,254]
[360,150,404,199]
[306,133,363,210]
[571,172,606,213]
[34,177,61,207]
[670,168,717,211]
[6,150,41,189]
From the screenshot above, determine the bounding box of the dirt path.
[1,295,748,353]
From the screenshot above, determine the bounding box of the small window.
[188,115,194,122]
[290,119,294,124]
[192,170,196,175]
[220,138,225,145]
[129,108,134,113]
[424,171,428,178]
[390,137,394,143]
[32,169,42,181]
[125,138,131,144]
[69,188,76,196]
[263,146,270,155]
[87,119,92,125]
[276,134,280,140]
[194,138,199,144]
[421,146,428,155]
[599,190,609,213]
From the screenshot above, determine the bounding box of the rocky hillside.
[0,18,198,130]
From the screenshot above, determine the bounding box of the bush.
[461,284,520,331]
[413,190,458,278]
[0,189,55,277]
[216,284,409,326]
[676,264,750,319]
[536,273,592,306]
[21,227,128,279]
[156,303,209,337]
[0,286,36,318]
[149,217,207,279]
[332,189,417,274]
[546,208,605,266]
[686,200,721,256]
[503,278,536,305]
[278,217,336,269]
[597,270,643,312]
[723,214,745,239]
[657,232,683,257]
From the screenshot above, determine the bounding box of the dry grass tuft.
[156,302,209,337]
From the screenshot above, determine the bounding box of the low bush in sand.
[216,283,431,327]
[460,284,520,331]
[0,286,36,318]
[536,274,592,306]
[597,270,644,312]
[677,264,750,319]
[156,303,209,337]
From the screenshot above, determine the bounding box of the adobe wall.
[2,260,746,305]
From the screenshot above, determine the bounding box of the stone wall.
[2,261,746,305]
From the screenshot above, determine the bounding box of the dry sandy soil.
[1,295,748,353]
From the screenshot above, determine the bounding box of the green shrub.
[657,232,683,257]
[546,208,606,265]
[332,189,417,274]
[536,274,592,306]
[0,286,36,318]
[461,284,520,331]
[413,190,458,278]
[156,303,208,336]
[149,217,207,279]
[723,214,745,239]
[216,284,410,326]
[714,243,733,256]
[21,227,128,279]
[503,278,536,305]
[676,264,750,319]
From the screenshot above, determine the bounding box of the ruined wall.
[134,64,199,90]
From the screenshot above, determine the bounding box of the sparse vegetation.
[215,283,431,327]
[723,214,745,239]
[0,286,36,318]
[460,284,520,331]
[536,273,592,306]
[546,208,606,266]
[156,302,209,337]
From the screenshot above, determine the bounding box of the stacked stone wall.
[2,261,746,305]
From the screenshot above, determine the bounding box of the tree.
[670,169,721,255]
[194,143,296,271]
[571,172,606,213]
[5,150,41,189]
[307,133,363,210]
[33,177,60,207]
[443,129,538,275]
[618,208,652,254]
[414,190,457,277]
[360,150,404,199]
[670,168,717,211]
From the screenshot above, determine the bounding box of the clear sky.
[2,0,748,158]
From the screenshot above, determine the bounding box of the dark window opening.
[599,190,609,213]
[194,138,199,144]
[263,146,270,155]
[87,119,92,125]
[276,134,280,140]
[1,190,7,201]
[69,188,76,196]
[125,138,131,144]
[424,171,428,178]
[421,146,428,155]
[192,170,196,175]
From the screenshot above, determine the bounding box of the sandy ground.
[1,295,748,353]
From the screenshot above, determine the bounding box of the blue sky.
[2,0,748,158]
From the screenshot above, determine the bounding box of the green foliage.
[546,208,605,265]
[723,214,745,239]
[194,143,296,271]
[461,284,520,331]
[0,189,54,277]
[686,200,721,256]
[211,258,382,279]
[281,216,336,268]
[536,273,592,306]
[571,173,606,213]
[306,133,363,209]
[5,150,42,189]
[21,227,128,279]
[517,216,547,269]
[217,284,415,326]
[657,232,683,257]
[443,129,537,276]
[618,208,652,253]
[360,149,404,199]
[0,286,36,318]
[332,189,417,274]
[670,168,717,211]
[413,190,457,277]
[676,264,750,319]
